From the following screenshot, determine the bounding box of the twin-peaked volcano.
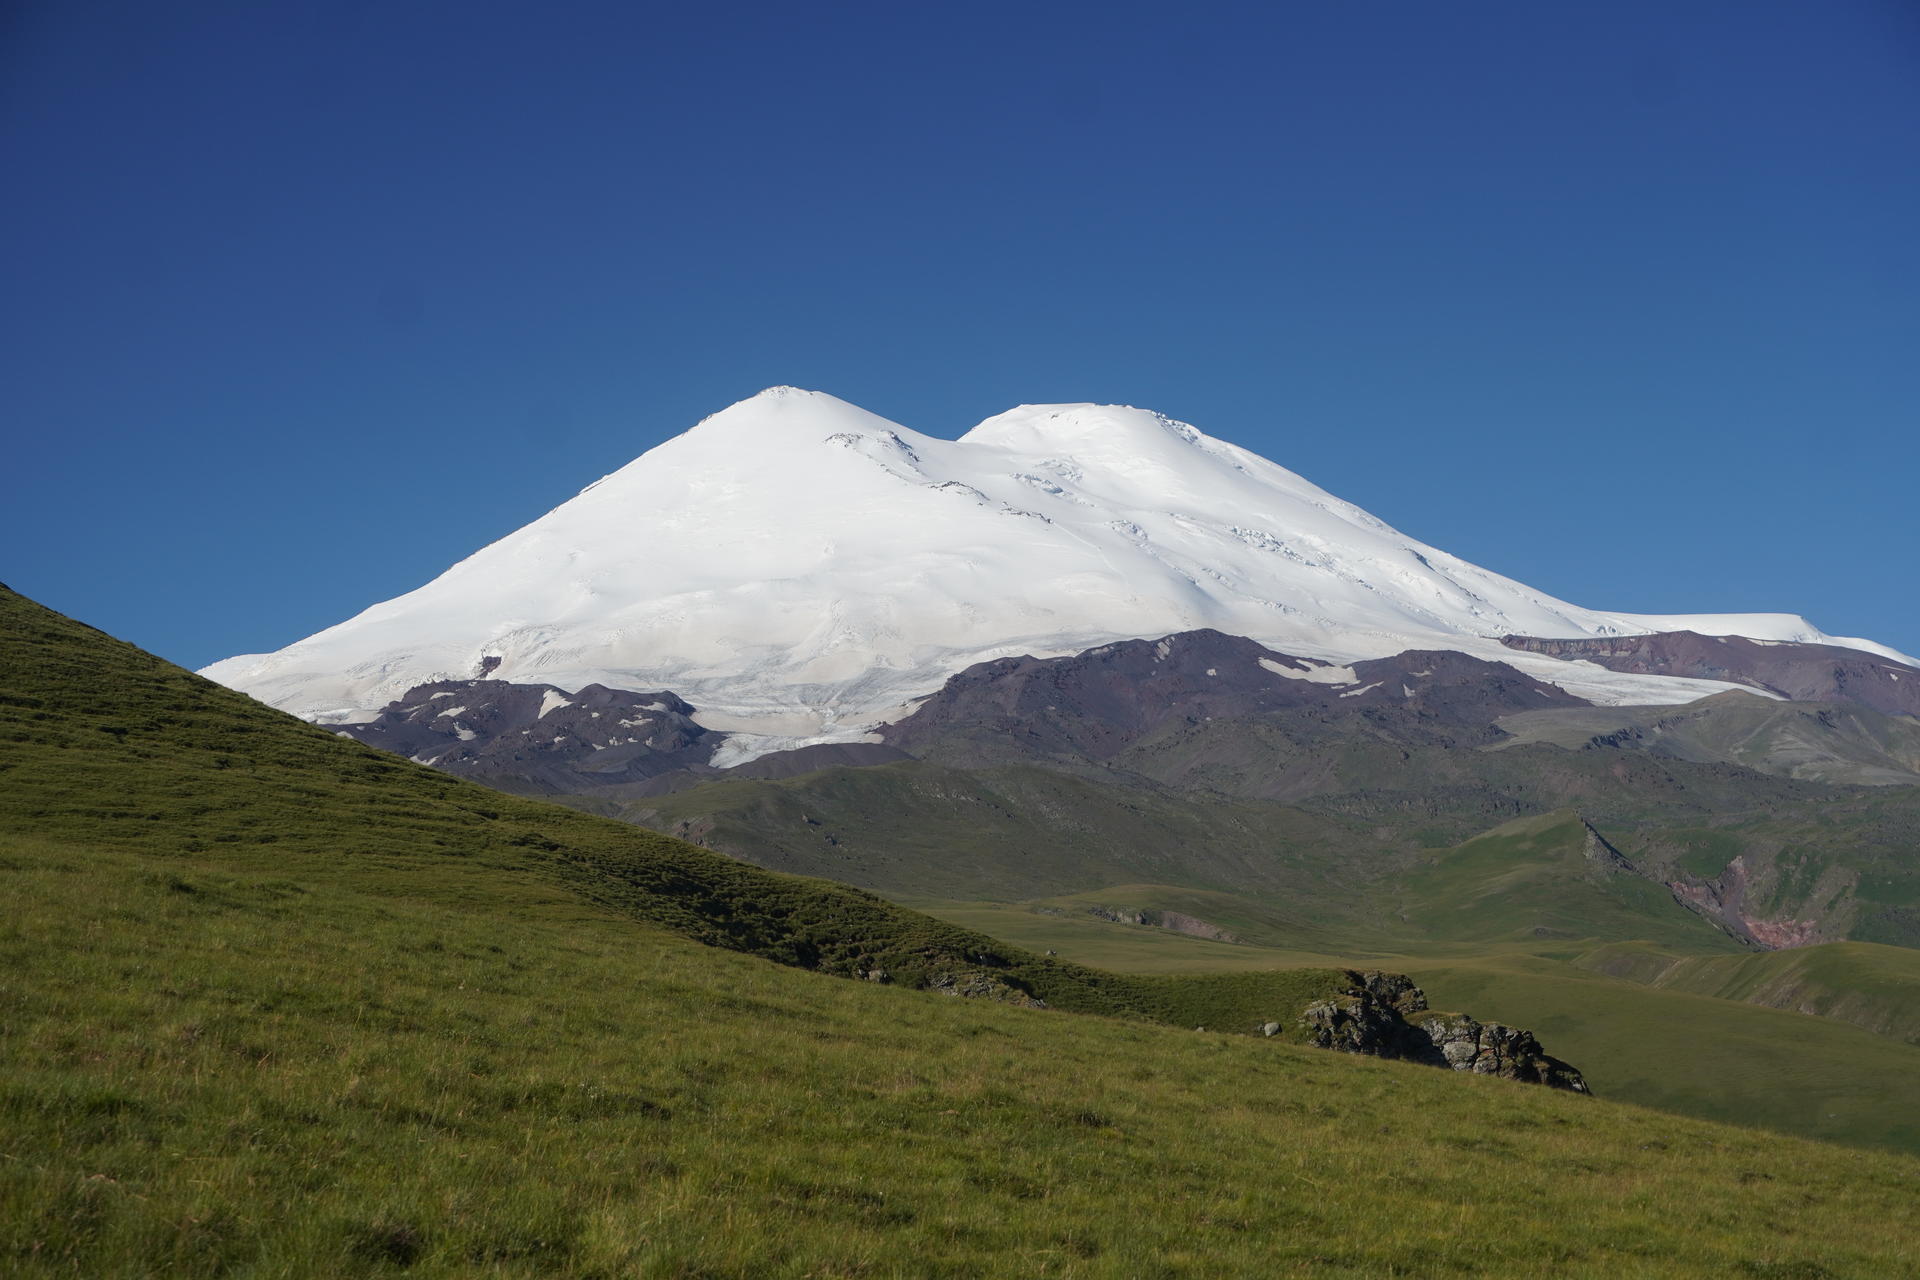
[202,388,1913,758]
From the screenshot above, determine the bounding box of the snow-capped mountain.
[203,388,1913,760]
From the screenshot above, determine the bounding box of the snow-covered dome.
[203,388,1914,761]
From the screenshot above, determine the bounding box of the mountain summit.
[203,389,1911,757]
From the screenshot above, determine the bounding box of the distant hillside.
[1494,691,1920,787]
[1394,811,1741,951]
[624,637,1920,949]
[305,614,1920,952]
[1574,939,1920,1044]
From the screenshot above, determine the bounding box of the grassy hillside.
[614,760,1394,947]
[12,833,1920,1277]
[1575,940,1920,1045]
[913,894,1920,1158]
[1406,953,1920,1155]
[8,597,1920,1273]
[1393,812,1743,951]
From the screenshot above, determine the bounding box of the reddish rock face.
[1501,631,1920,719]
[1666,855,1827,951]
[1746,917,1823,949]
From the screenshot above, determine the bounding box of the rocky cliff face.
[1295,971,1589,1092]
[1501,632,1920,719]
[1582,820,1638,878]
[1667,855,1826,950]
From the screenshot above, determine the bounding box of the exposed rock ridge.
[882,629,1589,764]
[330,678,720,793]
[1295,971,1589,1092]
[1086,905,1240,943]
[1501,631,1920,719]
[925,970,1049,1008]
[334,679,920,799]
[1580,819,1637,877]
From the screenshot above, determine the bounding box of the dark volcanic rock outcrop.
[1502,631,1920,719]
[332,679,721,793]
[1297,971,1589,1092]
[882,629,1588,762]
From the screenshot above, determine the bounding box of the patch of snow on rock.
[1260,657,1358,685]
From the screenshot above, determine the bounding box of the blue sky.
[4,0,1917,667]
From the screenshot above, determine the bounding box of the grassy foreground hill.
[920,891,1920,1157]
[5,585,1920,1277]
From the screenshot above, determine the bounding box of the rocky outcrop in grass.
[1299,971,1589,1092]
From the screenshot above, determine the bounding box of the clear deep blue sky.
[4,0,1917,668]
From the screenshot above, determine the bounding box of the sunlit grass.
[6,836,1919,1278]
[913,897,1920,1156]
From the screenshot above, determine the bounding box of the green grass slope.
[1575,940,1920,1045]
[1406,953,1920,1155]
[628,701,1920,950]
[1394,812,1743,951]
[12,834,1920,1278]
[7,584,1920,1275]
[614,760,1391,948]
[913,893,1920,1158]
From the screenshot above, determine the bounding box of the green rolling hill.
[1573,939,1920,1044]
[1391,811,1741,950]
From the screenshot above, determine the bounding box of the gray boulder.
[1296,970,1588,1093]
